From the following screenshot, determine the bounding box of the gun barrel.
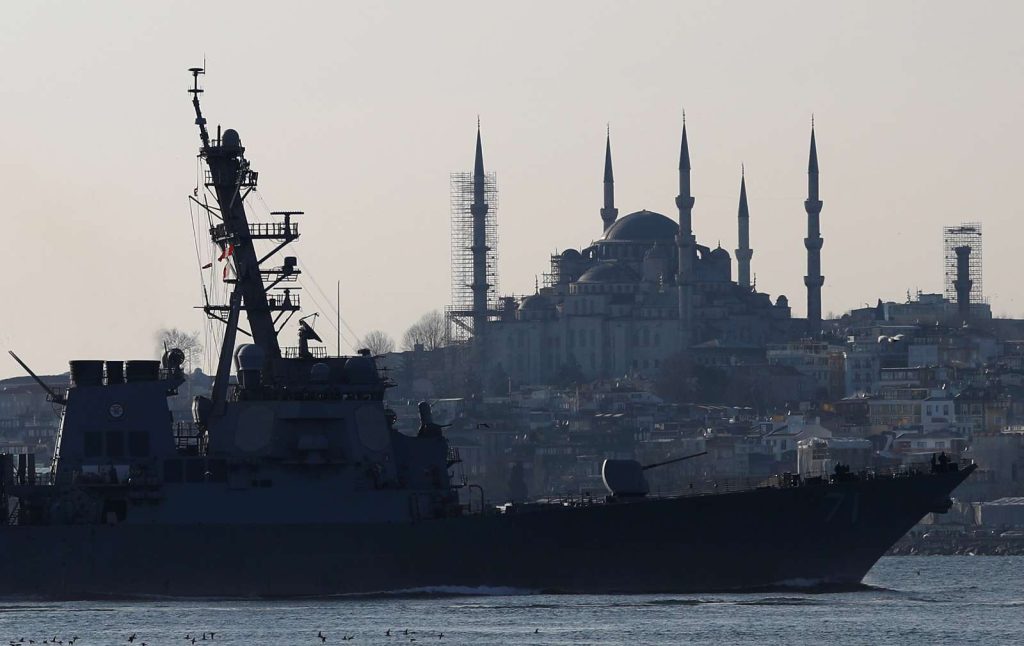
[641,451,708,471]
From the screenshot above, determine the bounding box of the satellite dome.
[344,355,376,384]
[234,344,265,372]
[221,128,242,148]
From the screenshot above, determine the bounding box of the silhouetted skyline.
[1,1,1022,376]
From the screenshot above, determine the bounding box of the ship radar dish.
[298,320,322,344]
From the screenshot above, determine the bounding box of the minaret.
[600,128,618,232]
[804,122,824,336]
[735,166,752,290]
[471,123,490,335]
[953,245,973,322]
[675,115,697,347]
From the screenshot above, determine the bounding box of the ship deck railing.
[281,346,329,359]
[173,421,207,455]
[527,460,973,508]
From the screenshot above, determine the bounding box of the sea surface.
[1,556,1021,645]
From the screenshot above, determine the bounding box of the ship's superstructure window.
[128,431,150,457]
[84,432,103,458]
[105,431,125,458]
[185,459,205,483]
[164,459,183,483]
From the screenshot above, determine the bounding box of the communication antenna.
[188,66,210,150]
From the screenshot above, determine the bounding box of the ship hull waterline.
[0,469,970,599]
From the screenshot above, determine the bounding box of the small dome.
[709,246,731,261]
[577,262,638,284]
[560,248,582,260]
[776,295,789,307]
[602,210,678,242]
[519,294,555,310]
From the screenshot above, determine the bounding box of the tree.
[552,355,585,387]
[361,329,395,356]
[402,310,447,351]
[156,328,203,371]
[653,352,694,403]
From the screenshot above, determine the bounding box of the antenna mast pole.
[188,68,210,151]
[188,66,297,372]
[337,280,341,356]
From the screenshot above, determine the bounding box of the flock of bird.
[4,626,523,644]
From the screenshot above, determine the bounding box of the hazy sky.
[2,1,1022,378]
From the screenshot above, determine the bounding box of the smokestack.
[953,245,972,321]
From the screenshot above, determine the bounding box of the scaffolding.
[448,171,498,342]
[943,223,983,304]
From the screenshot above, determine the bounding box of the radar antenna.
[298,314,323,359]
[188,67,210,150]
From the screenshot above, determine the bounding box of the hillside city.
[3,125,1022,549]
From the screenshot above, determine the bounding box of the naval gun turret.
[602,451,708,499]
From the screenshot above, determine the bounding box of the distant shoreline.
[888,535,1024,556]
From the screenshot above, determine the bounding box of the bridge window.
[105,431,125,458]
[84,432,103,458]
[128,432,150,457]
[163,459,183,483]
[185,459,206,483]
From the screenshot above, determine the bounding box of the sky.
[1,1,1022,378]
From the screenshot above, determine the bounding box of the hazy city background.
[1,1,1022,376]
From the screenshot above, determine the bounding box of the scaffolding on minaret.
[943,223,983,305]
[447,170,499,342]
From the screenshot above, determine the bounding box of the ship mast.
[188,68,302,384]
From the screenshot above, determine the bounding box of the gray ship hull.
[0,468,971,598]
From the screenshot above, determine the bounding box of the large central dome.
[602,210,678,242]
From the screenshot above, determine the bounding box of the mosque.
[469,121,824,386]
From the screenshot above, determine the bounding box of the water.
[1,557,1021,645]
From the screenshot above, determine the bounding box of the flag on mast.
[218,243,235,280]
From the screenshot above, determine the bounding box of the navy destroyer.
[0,70,974,598]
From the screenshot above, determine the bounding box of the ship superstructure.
[0,71,974,598]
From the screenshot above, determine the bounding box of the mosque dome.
[560,248,582,260]
[603,210,678,242]
[519,294,555,310]
[577,261,638,284]
[709,246,731,261]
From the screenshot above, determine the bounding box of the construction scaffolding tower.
[943,223,983,304]
[447,171,498,342]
